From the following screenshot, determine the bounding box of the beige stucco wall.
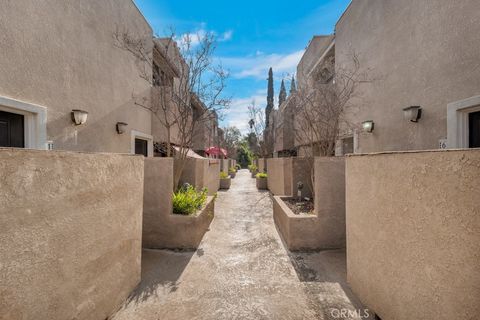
[346,149,480,319]
[143,157,214,249]
[0,148,144,320]
[336,0,480,153]
[273,157,345,251]
[0,0,153,153]
[266,158,292,195]
[266,157,312,198]
[177,158,219,196]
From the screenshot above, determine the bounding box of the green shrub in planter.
[228,166,237,178]
[220,171,229,179]
[235,164,241,171]
[256,172,268,190]
[172,185,208,215]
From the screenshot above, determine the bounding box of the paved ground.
[111,169,372,320]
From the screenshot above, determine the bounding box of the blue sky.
[134,0,351,133]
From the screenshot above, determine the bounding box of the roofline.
[298,34,333,69]
[335,0,354,29]
[307,38,335,78]
[130,0,153,33]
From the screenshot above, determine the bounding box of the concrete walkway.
[112,169,371,320]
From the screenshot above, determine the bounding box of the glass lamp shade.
[116,122,128,134]
[72,109,88,125]
[403,106,422,122]
[362,120,374,133]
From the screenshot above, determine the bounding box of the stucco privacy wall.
[267,157,312,197]
[0,1,153,152]
[0,148,144,320]
[273,157,346,250]
[267,158,291,195]
[143,158,214,249]
[335,0,480,153]
[346,149,480,320]
[177,158,219,195]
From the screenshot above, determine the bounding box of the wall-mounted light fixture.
[362,120,374,133]
[71,109,88,125]
[116,122,128,134]
[403,106,422,122]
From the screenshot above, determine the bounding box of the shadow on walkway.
[287,249,375,320]
[123,249,195,305]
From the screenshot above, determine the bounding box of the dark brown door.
[0,111,24,148]
[134,138,148,156]
[469,111,480,148]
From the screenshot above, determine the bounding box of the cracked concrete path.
[111,169,372,320]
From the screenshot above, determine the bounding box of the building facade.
[0,0,154,155]
[336,0,480,153]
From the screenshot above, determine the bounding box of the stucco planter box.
[229,171,236,178]
[256,177,268,190]
[166,196,215,249]
[273,196,344,251]
[220,177,231,189]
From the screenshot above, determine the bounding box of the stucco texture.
[267,157,313,198]
[336,0,480,153]
[177,158,219,196]
[273,157,346,251]
[0,148,144,320]
[144,158,214,249]
[0,0,153,153]
[346,149,480,320]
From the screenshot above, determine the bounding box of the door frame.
[130,130,153,157]
[447,95,480,148]
[0,95,47,149]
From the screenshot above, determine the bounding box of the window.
[0,110,24,148]
[469,111,480,148]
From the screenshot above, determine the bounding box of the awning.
[205,146,228,158]
[173,146,205,159]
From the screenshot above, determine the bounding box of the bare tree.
[248,101,272,171]
[293,53,368,197]
[222,126,242,160]
[113,27,231,188]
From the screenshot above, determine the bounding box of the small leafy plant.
[235,164,241,170]
[256,172,268,179]
[220,171,230,179]
[228,166,236,173]
[248,164,258,172]
[172,185,208,215]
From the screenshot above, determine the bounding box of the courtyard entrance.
[112,169,370,320]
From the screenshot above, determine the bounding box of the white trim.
[307,39,335,79]
[130,130,153,157]
[447,95,480,148]
[0,95,47,149]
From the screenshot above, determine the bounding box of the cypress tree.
[290,75,296,94]
[279,79,287,107]
[266,67,274,127]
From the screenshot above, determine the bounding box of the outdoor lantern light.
[71,109,88,125]
[362,120,374,133]
[116,122,128,134]
[403,106,422,122]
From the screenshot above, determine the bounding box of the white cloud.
[221,92,267,134]
[177,28,233,48]
[220,50,304,79]
[219,30,233,42]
